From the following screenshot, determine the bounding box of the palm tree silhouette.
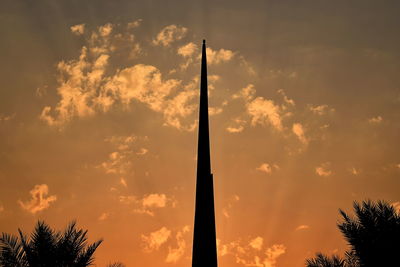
[306,200,400,267]
[0,220,103,267]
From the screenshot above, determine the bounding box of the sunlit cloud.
[249,237,263,251]
[100,134,149,177]
[136,148,148,156]
[263,244,286,267]
[232,84,256,101]
[119,193,174,216]
[232,84,288,132]
[222,195,240,218]
[70,24,85,35]
[99,23,113,37]
[248,97,283,131]
[256,163,272,174]
[40,22,243,132]
[0,204,4,213]
[98,212,110,221]
[165,225,190,263]
[226,125,245,133]
[142,227,171,252]
[118,195,137,204]
[18,184,57,214]
[349,167,360,175]
[142,194,167,208]
[315,162,332,177]
[127,19,142,29]
[226,117,247,133]
[295,225,310,231]
[368,116,383,124]
[0,113,15,122]
[309,104,334,115]
[120,177,128,187]
[292,123,308,145]
[277,89,295,106]
[256,163,279,175]
[178,42,198,58]
[205,47,235,65]
[217,237,286,267]
[153,25,187,47]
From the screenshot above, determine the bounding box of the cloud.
[119,195,137,204]
[309,104,333,115]
[256,163,279,175]
[217,237,286,267]
[295,225,310,231]
[256,163,272,174]
[101,151,130,175]
[165,226,190,263]
[42,22,236,131]
[226,125,244,133]
[233,84,257,101]
[107,64,180,111]
[222,195,240,218]
[40,46,109,126]
[0,113,15,122]
[127,19,142,29]
[120,177,128,187]
[99,23,113,37]
[0,204,4,212]
[233,84,284,131]
[247,97,283,131]
[100,134,149,176]
[264,244,286,267]
[142,194,167,208]
[141,227,171,252]
[162,80,198,130]
[249,237,263,251]
[18,184,57,214]
[70,24,85,35]
[368,116,383,124]
[226,117,247,133]
[315,162,332,177]
[153,25,187,47]
[205,47,235,65]
[119,193,174,216]
[292,123,308,145]
[349,167,360,175]
[177,42,198,57]
[136,148,148,155]
[41,23,155,127]
[98,212,110,221]
[277,89,295,106]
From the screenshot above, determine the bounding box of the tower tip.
[203,39,206,44]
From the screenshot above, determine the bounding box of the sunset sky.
[1,1,400,266]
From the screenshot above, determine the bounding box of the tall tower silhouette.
[192,40,218,267]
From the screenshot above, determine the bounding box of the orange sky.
[1,1,400,267]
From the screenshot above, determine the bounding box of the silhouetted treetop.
[0,220,103,267]
[306,200,400,267]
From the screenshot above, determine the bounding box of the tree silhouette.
[306,200,400,267]
[0,220,103,267]
[306,253,346,267]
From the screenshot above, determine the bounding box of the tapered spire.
[192,40,218,267]
[196,39,211,175]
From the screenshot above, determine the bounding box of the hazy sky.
[1,1,400,267]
